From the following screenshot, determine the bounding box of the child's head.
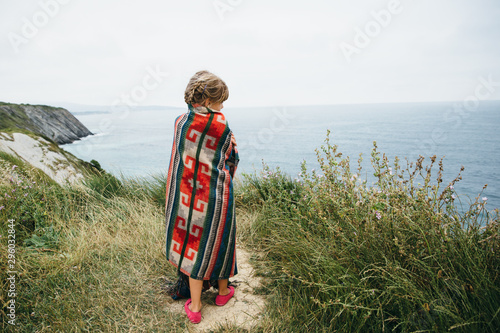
[184,70,229,108]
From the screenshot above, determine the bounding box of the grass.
[0,154,188,332]
[234,132,500,332]
[1,130,499,332]
[0,103,37,134]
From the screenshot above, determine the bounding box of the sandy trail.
[164,245,266,332]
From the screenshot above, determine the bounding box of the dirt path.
[165,245,266,331]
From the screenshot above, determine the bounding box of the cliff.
[0,132,87,185]
[0,102,92,144]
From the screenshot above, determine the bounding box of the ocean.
[62,101,500,210]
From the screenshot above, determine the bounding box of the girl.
[165,70,239,324]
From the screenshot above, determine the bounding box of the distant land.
[51,102,185,113]
[0,102,92,144]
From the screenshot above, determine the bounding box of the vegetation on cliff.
[1,132,499,332]
[0,152,186,331]
[0,102,92,144]
[236,134,500,332]
[0,132,99,185]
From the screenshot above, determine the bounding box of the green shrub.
[83,172,124,199]
[239,132,500,332]
[89,159,102,172]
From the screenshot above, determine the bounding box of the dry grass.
[0,155,190,331]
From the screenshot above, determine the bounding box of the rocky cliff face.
[0,102,92,144]
[0,132,85,185]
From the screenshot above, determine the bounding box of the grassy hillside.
[0,152,189,331]
[1,133,499,332]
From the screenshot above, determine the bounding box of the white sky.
[1,0,500,108]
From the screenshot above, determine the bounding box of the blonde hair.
[184,70,229,106]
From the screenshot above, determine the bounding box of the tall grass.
[0,155,189,331]
[236,133,500,332]
[2,133,499,332]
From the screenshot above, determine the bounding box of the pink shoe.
[215,286,235,306]
[184,299,201,324]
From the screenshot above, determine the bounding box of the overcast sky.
[1,0,500,108]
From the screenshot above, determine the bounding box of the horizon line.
[2,99,500,110]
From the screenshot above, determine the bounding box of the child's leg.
[217,279,231,296]
[188,277,203,312]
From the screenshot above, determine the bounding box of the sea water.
[62,101,500,210]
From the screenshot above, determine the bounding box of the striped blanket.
[165,105,239,280]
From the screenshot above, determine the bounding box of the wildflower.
[24,193,28,197]
[0,206,4,210]
[482,197,488,202]
[388,168,393,175]
[450,185,454,190]
[375,211,382,220]
[290,191,295,195]
[12,165,18,170]
[451,194,457,199]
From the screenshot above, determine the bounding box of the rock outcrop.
[0,132,85,185]
[0,102,92,144]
